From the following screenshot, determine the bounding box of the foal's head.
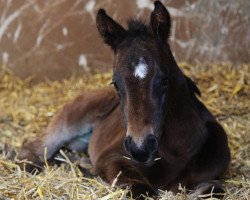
[97,1,183,166]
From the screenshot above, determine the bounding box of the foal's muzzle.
[123,134,158,166]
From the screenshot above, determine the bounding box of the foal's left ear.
[150,1,171,41]
[96,9,127,51]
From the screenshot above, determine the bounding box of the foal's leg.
[168,121,230,198]
[92,146,158,199]
[17,87,118,172]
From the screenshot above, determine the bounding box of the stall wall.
[0,0,249,81]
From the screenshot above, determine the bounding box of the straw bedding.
[0,63,249,199]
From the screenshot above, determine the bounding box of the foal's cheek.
[159,89,167,105]
[119,99,129,129]
[150,92,167,132]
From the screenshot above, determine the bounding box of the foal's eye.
[161,77,168,87]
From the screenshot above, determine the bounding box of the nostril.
[124,136,132,154]
[146,135,158,152]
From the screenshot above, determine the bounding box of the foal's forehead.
[113,37,167,81]
[116,55,154,80]
[117,57,160,85]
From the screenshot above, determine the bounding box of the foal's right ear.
[96,9,127,51]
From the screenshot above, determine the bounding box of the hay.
[0,63,249,199]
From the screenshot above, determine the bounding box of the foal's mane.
[127,19,152,37]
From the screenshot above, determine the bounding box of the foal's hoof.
[17,148,43,173]
[190,182,226,199]
[129,183,158,199]
[18,161,43,174]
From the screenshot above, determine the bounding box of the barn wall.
[0,0,249,82]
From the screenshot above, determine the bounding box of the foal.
[18,1,230,198]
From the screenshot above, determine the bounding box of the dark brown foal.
[18,1,230,199]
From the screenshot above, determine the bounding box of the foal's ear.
[96,9,127,51]
[150,1,171,41]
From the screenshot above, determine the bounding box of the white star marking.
[134,58,148,79]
